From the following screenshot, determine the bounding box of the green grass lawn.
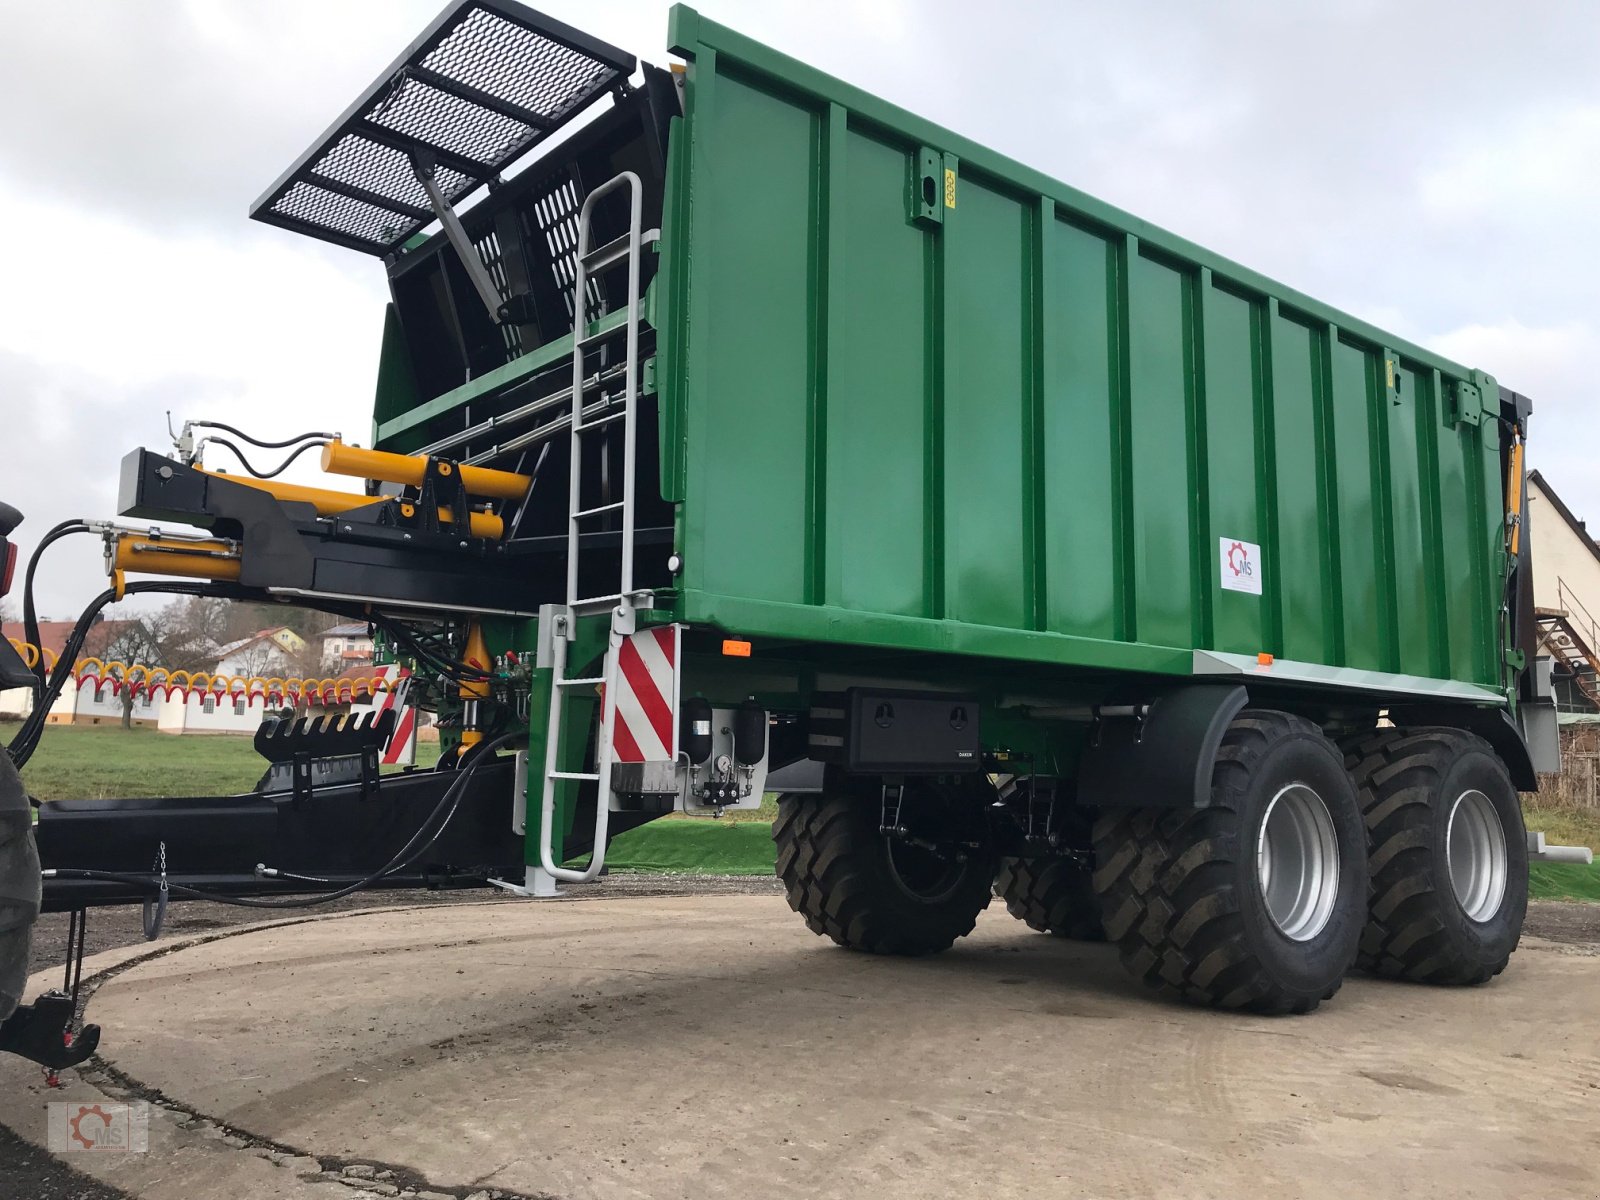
[10,722,1597,900]
[7,720,441,801]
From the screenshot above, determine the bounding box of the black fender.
[1386,704,1539,792]
[1077,684,1249,810]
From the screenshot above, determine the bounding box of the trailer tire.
[1344,728,1527,985]
[1092,710,1366,1014]
[774,780,995,957]
[0,753,41,1024]
[994,856,1103,941]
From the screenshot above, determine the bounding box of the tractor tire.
[1344,728,1527,985]
[0,752,40,1023]
[1093,709,1367,1014]
[994,855,1104,941]
[774,779,995,957]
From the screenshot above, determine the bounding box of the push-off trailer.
[0,1,1559,1062]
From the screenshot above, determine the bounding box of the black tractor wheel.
[773,776,996,957]
[0,751,40,1025]
[994,855,1103,941]
[1093,709,1367,1014]
[1344,728,1527,985]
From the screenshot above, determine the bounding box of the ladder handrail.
[1556,576,1600,655]
[566,170,643,609]
[537,170,647,885]
[537,606,629,884]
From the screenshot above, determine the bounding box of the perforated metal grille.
[251,1,633,255]
[528,171,605,323]
[473,229,525,360]
[317,133,472,212]
[423,7,612,123]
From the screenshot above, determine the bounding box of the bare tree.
[95,602,218,729]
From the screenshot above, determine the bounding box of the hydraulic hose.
[5,580,220,769]
[42,731,519,909]
[202,436,329,479]
[188,421,336,450]
[20,521,92,694]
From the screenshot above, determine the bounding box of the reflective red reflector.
[0,542,15,597]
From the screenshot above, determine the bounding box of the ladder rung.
[581,235,632,273]
[575,408,627,433]
[550,771,601,782]
[572,593,625,609]
[574,501,625,519]
[559,675,604,687]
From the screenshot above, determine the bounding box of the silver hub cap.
[1256,783,1340,942]
[1446,789,1507,923]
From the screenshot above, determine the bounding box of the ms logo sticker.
[1219,537,1263,596]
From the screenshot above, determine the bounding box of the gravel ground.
[27,875,786,987]
[8,879,1593,1200]
[27,879,1595,980]
[12,876,784,1200]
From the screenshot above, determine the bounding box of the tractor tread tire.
[995,856,1104,941]
[1344,727,1526,986]
[774,790,993,957]
[1092,710,1365,1015]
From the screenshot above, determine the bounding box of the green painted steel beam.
[374,308,631,446]
[675,590,1195,676]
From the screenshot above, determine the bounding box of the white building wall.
[1528,479,1600,643]
[157,689,275,734]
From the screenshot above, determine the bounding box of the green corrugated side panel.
[661,5,1506,690]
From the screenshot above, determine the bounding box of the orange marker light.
[1257,652,1275,666]
[721,639,752,658]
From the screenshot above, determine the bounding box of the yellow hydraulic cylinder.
[1505,434,1525,558]
[320,440,532,501]
[458,621,491,758]
[113,534,242,582]
[198,469,504,540]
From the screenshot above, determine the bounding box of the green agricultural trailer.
[0,0,1560,1061]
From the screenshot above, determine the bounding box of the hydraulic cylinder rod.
[112,534,242,582]
[319,441,532,501]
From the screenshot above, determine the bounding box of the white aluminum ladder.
[537,171,648,884]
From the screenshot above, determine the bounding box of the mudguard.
[1077,684,1250,810]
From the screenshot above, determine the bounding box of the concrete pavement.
[2,895,1597,1199]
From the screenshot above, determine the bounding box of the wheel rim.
[1256,783,1340,942]
[885,838,966,904]
[1445,789,1507,923]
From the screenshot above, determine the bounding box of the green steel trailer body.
[9,0,1557,1035]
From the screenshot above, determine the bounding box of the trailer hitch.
[0,992,100,1072]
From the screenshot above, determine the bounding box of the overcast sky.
[2,0,1596,618]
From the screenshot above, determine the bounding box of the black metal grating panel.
[250,0,635,256]
[527,170,605,323]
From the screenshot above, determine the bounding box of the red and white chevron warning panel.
[610,624,680,763]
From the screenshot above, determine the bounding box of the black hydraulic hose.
[188,420,336,450]
[203,436,328,479]
[6,581,218,768]
[20,520,91,692]
[43,731,519,909]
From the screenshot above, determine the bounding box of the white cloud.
[1429,317,1600,522]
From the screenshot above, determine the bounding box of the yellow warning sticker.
[944,168,957,209]
[1385,359,1395,389]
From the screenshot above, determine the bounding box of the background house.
[212,627,307,677]
[317,622,375,672]
[1528,471,1600,714]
